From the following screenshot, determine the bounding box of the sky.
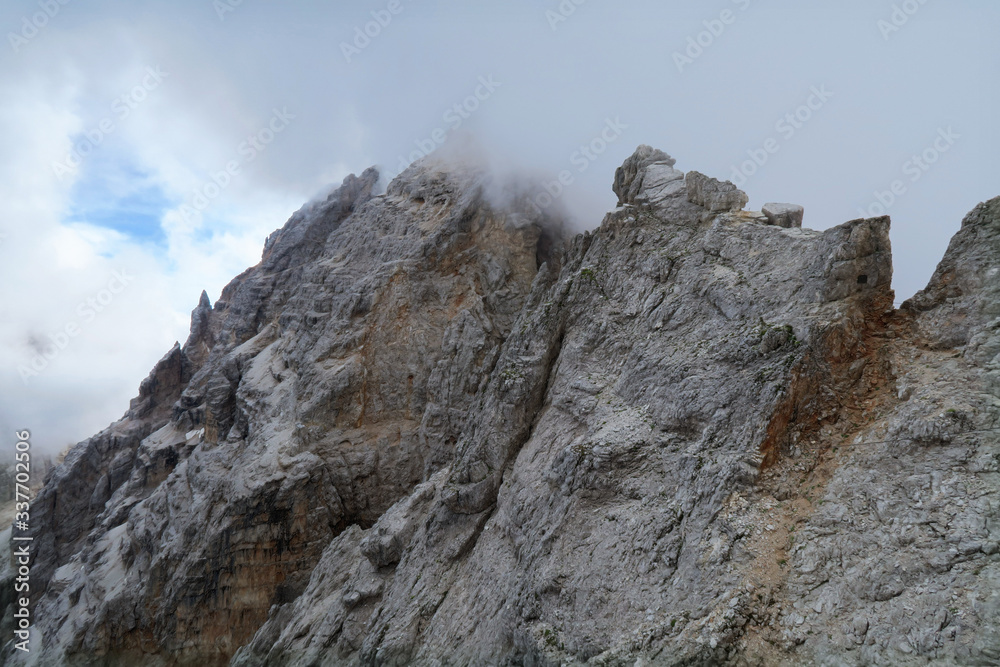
[0,0,997,455]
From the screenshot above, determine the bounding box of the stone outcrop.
[4,146,998,667]
[762,203,804,229]
[612,144,677,206]
[685,170,749,212]
[902,196,1000,349]
[770,197,1000,665]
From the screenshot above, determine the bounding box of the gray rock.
[762,202,805,228]
[613,144,677,205]
[686,170,749,212]
[634,163,687,208]
[7,149,999,667]
[359,474,438,568]
[902,195,1000,348]
[7,159,564,666]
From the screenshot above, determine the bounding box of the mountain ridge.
[4,147,998,666]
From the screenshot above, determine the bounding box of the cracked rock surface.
[4,160,560,666]
[3,147,998,666]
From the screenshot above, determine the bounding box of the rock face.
[612,144,678,206]
[4,146,999,666]
[685,171,750,213]
[6,160,562,666]
[902,196,1000,349]
[762,203,805,229]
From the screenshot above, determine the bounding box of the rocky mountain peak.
[902,195,1000,348]
[5,147,999,667]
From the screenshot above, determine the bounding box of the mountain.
[4,147,998,666]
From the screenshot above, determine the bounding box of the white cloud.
[0,21,311,453]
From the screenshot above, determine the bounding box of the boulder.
[613,145,678,205]
[685,170,749,212]
[762,202,805,228]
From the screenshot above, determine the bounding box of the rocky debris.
[762,202,805,228]
[7,147,999,667]
[686,170,749,212]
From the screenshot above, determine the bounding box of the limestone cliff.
[3,148,998,666]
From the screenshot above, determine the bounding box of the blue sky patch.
[65,159,172,246]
